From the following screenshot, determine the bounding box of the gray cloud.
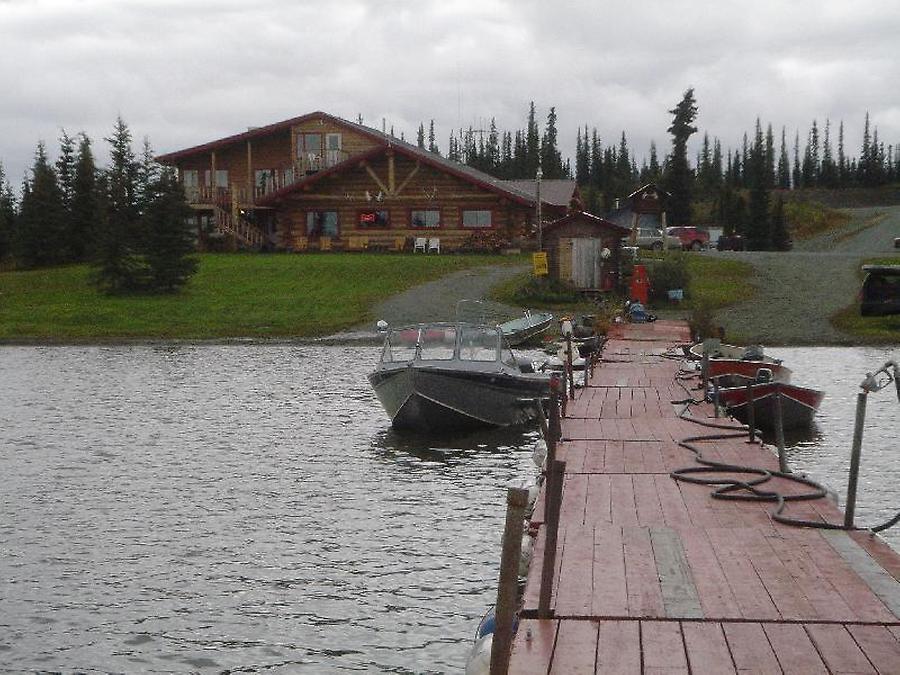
[1,0,898,188]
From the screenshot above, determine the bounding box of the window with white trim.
[411,209,441,228]
[462,209,492,228]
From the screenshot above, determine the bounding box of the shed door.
[570,238,602,289]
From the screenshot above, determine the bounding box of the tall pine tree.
[16,142,69,267]
[663,88,698,226]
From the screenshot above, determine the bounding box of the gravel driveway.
[711,206,899,345]
[326,206,898,345]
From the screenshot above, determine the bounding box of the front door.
[570,239,602,289]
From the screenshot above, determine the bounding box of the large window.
[182,169,199,187]
[411,209,441,228]
[462,209,492,228]
[358,210,390,228]
[255,169,276,192]
[297,133,322,157]
[204,169,229,188]
[306,211,338,238]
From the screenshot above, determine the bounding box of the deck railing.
[183,150,349,207]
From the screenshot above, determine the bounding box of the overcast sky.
[1,0,898,188]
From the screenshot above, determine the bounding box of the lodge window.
[204,169,229,188]
[462,209,492,228]
[411,209,441,228]
[306,211,338,238]
[255,169,276,191]
[182,169,199,187]
[358,210,390,228]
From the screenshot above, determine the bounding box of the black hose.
[668,365,899,534]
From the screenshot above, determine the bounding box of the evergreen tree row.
[0,117,197,293]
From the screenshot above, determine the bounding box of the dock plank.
[682,622,737,673]
[596,620,641,674]
[722,622,783,674]
[762,623,828,674]
[805,623,877,674]
[549,620,597,674]
[508,619,558,674]
[642,621,689,675]
[846,624,900,675]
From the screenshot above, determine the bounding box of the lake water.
[0,344,897,672]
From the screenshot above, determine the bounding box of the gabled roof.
[627,182,671,200]
[157,110,542,208]
[543,210,630,236]
[155,111,389,163]
[501,179,578,207]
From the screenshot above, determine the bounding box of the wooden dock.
[508,321,900,673]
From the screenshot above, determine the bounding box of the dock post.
[773,387,789,473]
[746,382,756,443]
[701,352,709,390]
[712,379,720,418]
[565,334,575,400]
[538,459,566,618]
[548,393,560,465]
[844,391,868,528]
[490,486,529,675]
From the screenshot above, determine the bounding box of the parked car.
[635,227,682,250]
[860,265,900,316]
[716,234,746,251]
[666,226,710,251]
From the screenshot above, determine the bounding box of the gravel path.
[325,205,898,345]
[322,263,528,342]
[711,206,899,345]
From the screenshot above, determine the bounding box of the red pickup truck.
[666,226,710,251]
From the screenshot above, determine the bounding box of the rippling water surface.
[0,345,539,673]
[1,344,897,672]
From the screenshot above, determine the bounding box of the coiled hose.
[666,354,899,534]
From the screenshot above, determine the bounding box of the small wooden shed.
[543,211,630,290]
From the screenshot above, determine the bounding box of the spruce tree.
[71,133,98,261]
[56,130,77,213]
[663,88,698,226]
[428,120,439,155]
[416,123,425,148]
[16,142,69,267]
[140,169,198,293]
[837,121,847,186]
[764,124,776,189]
[93,116,141,293]
[745,121,771,250]
[136,136,160,214]
[0,162,15,261]
[487,119,500,171]
[769,194,791,251]
[575,126,589,185]
[820,119,837,187]
[525,102,540,176]
[540,107,564,178]
[590,129,603,191]
[792,131,802,188]
[777,127,791,189]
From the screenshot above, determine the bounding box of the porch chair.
[428,237,441,254]
[319,237,333,252]
[414,237,427,253]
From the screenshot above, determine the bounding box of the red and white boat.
[690,342,792,386]
[717,381,824,430]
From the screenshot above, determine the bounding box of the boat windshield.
[419,327,457,360]
[459,325,499,362]
[386,328,420,362]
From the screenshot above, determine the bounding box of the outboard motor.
[755,367,774,384]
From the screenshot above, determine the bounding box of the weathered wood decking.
[509,321,900,673]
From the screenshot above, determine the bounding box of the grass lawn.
[831,256,900,343]
[489,253,756,317]
[0,252,520,340]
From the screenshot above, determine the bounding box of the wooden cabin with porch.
[156,112,577,253]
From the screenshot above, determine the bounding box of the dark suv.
[666,226,710,251]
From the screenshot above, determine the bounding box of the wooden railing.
[212,204,268,248]
[183,150,349,206]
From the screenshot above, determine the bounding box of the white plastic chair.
[428,237,441,254]
[414,237,427,253]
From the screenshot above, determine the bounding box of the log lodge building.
[156,111,582,252]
